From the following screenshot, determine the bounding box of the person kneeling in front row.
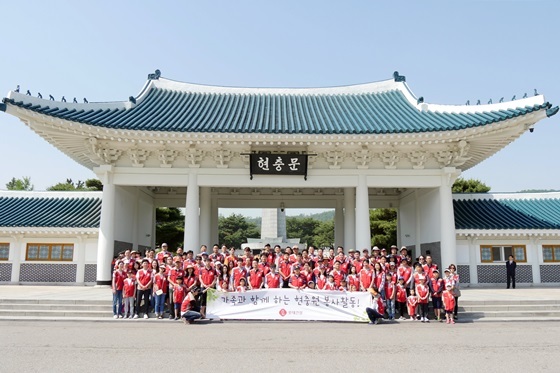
[366,288,385,325]
[181,286,203,325]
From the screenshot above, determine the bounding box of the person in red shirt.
[359,261,374,291]
[135,259,153,319]
[315,265,328,290]
[112,261,126,319]
[248,260,264,290]
[172,277,187,320]
[258,255,270,276]
[372,262,385,295]
[329,261,345,288]
[184,265,198,292]
[230,259,247,289]
[265,264,281,289]
[384,272,396,320]
[416,276,430,322]
[181,286,202,324]
[123,270,136,319]
[407,288,419,321]
[153,265,168,319]
[347,265,360,291]
[288,266,307,289]
[236,277,248,292]
[442,283,456,324]
[199,258,217,318]
[430,270,444,322]
[397,259,413,293]
[365,288,385,325]
[156,243,171,264]
[324,274,336,290]
[217,264,230,292]
[396,277,408,320]
[167,259,185,320]
[279,252,292,288]
[224,247,237,268]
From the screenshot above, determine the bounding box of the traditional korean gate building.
[1,71,558,285]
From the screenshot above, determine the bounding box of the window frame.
[25,243,74,262]
[0,243,9,261]
[480,245,527,263]
[542,245,560,263]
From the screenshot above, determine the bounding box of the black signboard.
[249,153,309,180]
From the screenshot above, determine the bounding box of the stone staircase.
[1,297,559,321]
[458,299,560,320]
[0,299,113,319]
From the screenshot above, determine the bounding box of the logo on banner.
[279,308,287,317]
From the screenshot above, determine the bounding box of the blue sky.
[1,1,559,206]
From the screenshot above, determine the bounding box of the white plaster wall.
[398,192,416,247]
[85,239,98,263]
[137,198,155,247]
[114,186,137,244]
[417,188,440,244]
[456,240,469,264]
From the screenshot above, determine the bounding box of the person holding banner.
[366,288,385,325]
[199,258,217,319]
[181,286,202,325]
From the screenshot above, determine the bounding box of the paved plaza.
[1,319,559,372]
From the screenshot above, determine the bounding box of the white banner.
[206,288,372,322]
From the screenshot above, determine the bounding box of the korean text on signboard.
[249,153,308,179]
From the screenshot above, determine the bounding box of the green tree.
[370,208,397,249]
[452,177,491,193]
[85,178,103,191]
[218,214,260,249]
[6,176,33,190]
[156,207,184,250]
[287,216,320,247]
[47,178,103,191]
[312,220,335,248]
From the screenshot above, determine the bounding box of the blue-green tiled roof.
[3,83,551,134]
[0,195,101,228]
[453,197,560,230]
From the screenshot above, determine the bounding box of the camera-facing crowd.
[111,243,461,325]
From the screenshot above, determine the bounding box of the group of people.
[111,243,461,324]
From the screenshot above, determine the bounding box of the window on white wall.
[0,243,9,260]
[480,245,526,263]
[543,245,560,262]
[26,244,74,261]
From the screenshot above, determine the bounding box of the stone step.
[461,310,560,318]
[459,304,560,312]
[0,299,112,306]
[459,299,560,306]
[0,309,114,318]
[0,303,110,311]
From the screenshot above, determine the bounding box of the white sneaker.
[133,314,139,319]
[118,315,123,319]
[113,315,118,319]
[143,314,149,319]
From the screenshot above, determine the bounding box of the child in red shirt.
[416,276,430,322]
[384,272,396,320]
[443,283,456,324]
[123,270,136,319]
[172,277,187,320]
[396,277,408,320]
[236,277,248,292]
[407,288,419,321]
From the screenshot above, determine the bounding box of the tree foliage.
[452,177,491,193]
[156,207,184,250]
[312,220,335,248]
[47,178,103,191]
[6,176,33,191]
[286,216,320,247]
[370,208,397,249]
[218,214,260,249]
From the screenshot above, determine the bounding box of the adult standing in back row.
[506,255,516,289]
